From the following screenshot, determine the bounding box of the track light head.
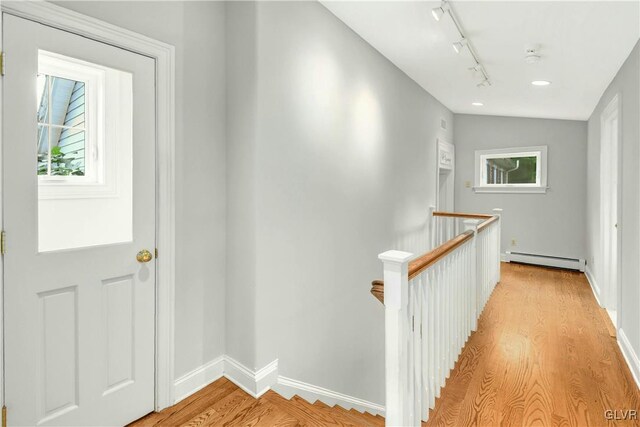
[431,2,448,21]
[452,38,468,54]
[469,64,485,77]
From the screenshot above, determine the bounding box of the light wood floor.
[131,263,639,426]
[129,377,385,426]
[428,263,639,426]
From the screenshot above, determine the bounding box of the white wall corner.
[501,252,509,262]
[173,356,278,404]
[584,265,603,307]
[617,329,640,390]
[273,376,385,416]
[174,355,225,403]
[223,356,279,398]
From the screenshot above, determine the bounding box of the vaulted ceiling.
[321,1,640,120]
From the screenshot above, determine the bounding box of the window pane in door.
[37,74,87,178]
[50,76,85,129]
[37,125,50,176]
[486,156,537,184]
[48,76,85,128]
[51,129,85,176]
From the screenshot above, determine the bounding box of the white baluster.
[445,256,451,377]
[428,267,435,409]
[463,220,478,331]
[420,272,430,420]
[409,278,421,426]
[437,261,444,396]
[493,208,503,285]
[451,248,462,369]
[378,250,414,427]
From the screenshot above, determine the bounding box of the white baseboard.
[173,356,278,404]
[224,356,279,398]
[618,328,640,390]
[500,252,508,262]
[505,251,585,272]
[174,355,225,403]
[273,376,385,416]
[584,265,603,307]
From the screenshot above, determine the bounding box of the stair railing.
[372,209,502,426]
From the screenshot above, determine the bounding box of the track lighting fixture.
[431,2,448,22]
[432,0,491,87]
[452,38,468,54]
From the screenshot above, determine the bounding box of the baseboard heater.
[505,251,585,272]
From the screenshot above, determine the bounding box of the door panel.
[3,13,156,426]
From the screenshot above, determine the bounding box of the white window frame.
[38,50,132,200]
[38,50,104,187]
[474,145,548,194]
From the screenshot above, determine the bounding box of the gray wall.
[55,2,228,379]
[454,115,587,260]
[587,41,640,362]
[226,2,258,369]
[226,1,452,404]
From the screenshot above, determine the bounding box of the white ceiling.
[320,1,640,120]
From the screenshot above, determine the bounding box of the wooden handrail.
[371,280,384,304]
[477,215,498,233]
[408,230,474,279]
[433,211,493,219]
[370,213,501,304]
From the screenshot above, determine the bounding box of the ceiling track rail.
[444,1,491,86]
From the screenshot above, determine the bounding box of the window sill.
[38,181,118,200]
[473,186,548,194]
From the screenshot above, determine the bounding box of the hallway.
[427,263,639,426]
[131,263,638,426]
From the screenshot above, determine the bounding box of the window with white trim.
[36,50,132,201]
[474,146,548,193]
[37,51,104,187]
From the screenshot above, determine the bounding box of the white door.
[600,95,620,327]
[3,13,156,426]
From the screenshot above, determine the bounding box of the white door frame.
[434,138,455,247]
[0,1,177,411]
[435,138,455,212]
[599,93,621,328]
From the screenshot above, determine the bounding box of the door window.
[37,51,134,252]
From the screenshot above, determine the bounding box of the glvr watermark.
[605,409,637,421]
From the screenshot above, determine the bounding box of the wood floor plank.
[262,391,329,427]
[289,396,353,426]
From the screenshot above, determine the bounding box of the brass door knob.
[136,249,153,263]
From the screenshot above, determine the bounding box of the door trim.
[435,138,455,211]
[0,1,177,411]
[599,93,621,329]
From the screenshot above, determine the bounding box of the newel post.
[428,205,436,250]
[378,250,414,427]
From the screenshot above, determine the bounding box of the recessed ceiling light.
[472,102,484,106]
[531,80,551,86]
